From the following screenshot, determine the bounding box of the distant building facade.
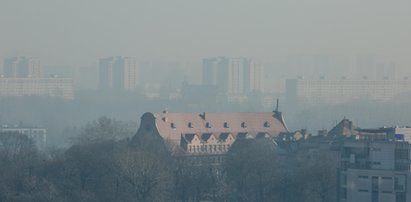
[0,57,74,100]
[202,57,264,95]
[0,125,47,149]
[0,77,74,100]
[286,78,411,105]
[3,57,43,78]
[99,56,138,91]
[284,54,350,78]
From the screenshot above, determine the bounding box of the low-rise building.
[286,78,411,105]
[0,125,47,149]
[0,77,74,100]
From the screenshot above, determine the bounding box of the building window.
[224,122,229,128]
[188,122,193,128]
[373,161,381,165]
[241,122,247,128]
[341,174,347,185]
[206,122,211,128]
[396,192,406,202]
[358,176,369,179]
[171,123,176,128]
[372,191,379,202]
[372,176,379,191]
[264,122,270,127]
[394,175,406,191]
[341,188,347,199]
[395,149,409,160]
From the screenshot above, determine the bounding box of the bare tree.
[76,116,134,144]
[0,132,59,202]
[296,149,337,202]
[115,148,173,202]
[225,138,280,202]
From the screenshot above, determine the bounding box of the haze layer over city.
[0,0,411,202]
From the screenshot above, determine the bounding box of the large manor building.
[136,109,288,156]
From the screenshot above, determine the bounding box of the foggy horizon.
[1,1,411,201]
[1,0,410,69]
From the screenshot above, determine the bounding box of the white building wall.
[287,79,411,105]
[0,78,74,100]
[347,169,410,202]
[369,142,396,170]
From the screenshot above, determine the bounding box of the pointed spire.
[274,98,279,112]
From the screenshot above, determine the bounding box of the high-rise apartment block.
[99,56,138,91]
[202,57,264,95]
[3,57,43,78]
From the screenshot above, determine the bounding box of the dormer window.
[264,122,270,127]
[206,122,211,128]
[224,122,229,128]
[171,123,176,128]
[188,122,193,128]
[241,122,247,128]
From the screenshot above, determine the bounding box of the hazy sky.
[1,0,410,67]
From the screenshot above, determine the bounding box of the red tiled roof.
[154,112,288,142]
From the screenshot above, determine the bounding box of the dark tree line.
[0,117,336,202]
